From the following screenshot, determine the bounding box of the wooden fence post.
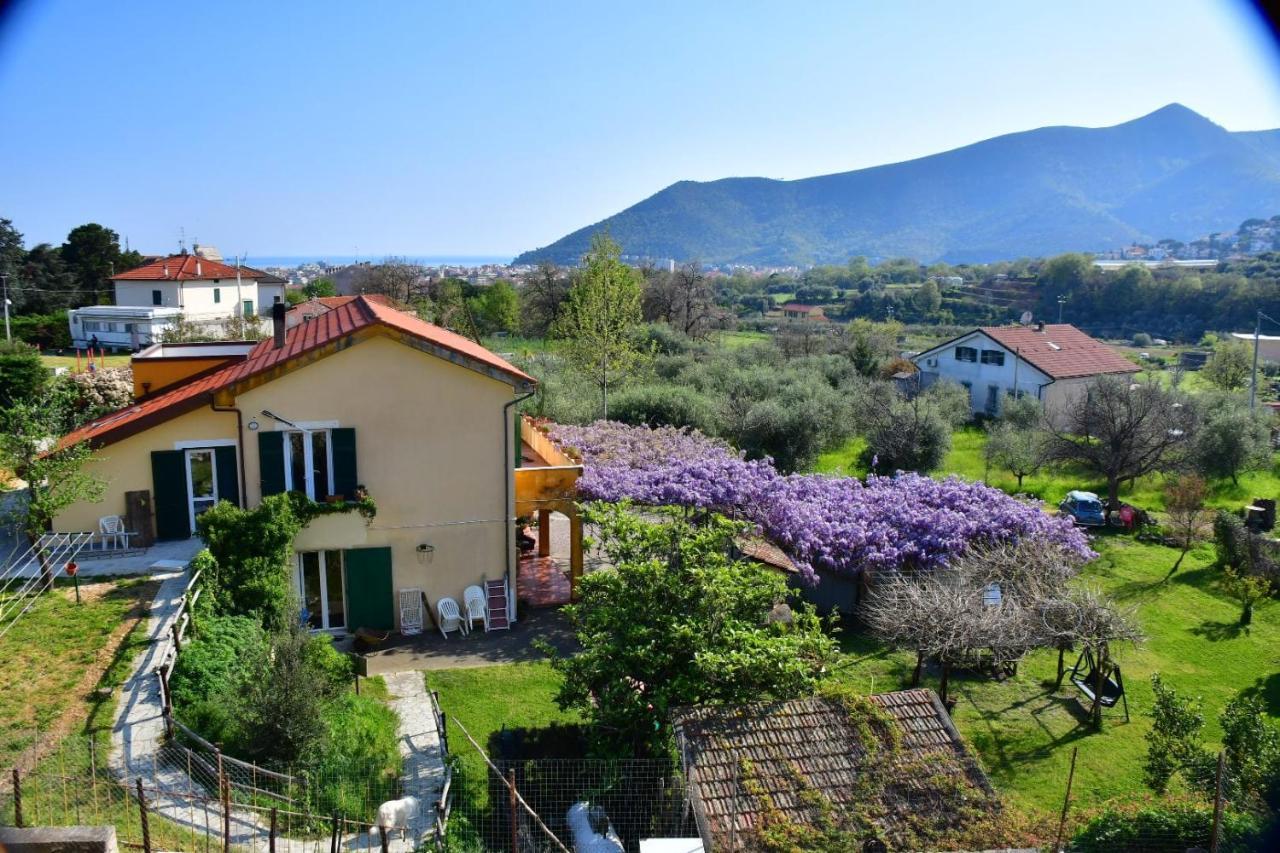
[508,768,519,853]
[378,826,389,853]
[136,779,152,853]
[269,806,278,853]
[219,760,231,853]
[12,768,22,827]
[329,812,339,853]
[171,621,182,654]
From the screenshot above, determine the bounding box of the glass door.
[297,550,346,631]
[185,449,218,533]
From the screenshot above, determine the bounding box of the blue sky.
[2,0,1279,258]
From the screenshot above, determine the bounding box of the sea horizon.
[245,254,516,268]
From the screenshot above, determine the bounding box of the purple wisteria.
[549,421,1093,584]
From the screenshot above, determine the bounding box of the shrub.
[1215,511,1248,570]
[863,396,952,474]
[10,311,71,350]
[641,323,695,355]
[1132,332,1153,347]
[0,340,49,408]
[303,632,355,694]
[169,615,267,746]
[238,621,347,766]
[196,495,303,627]
[609,384,720,433]
[1072,800,1260,853]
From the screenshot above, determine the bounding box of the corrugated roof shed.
[673,690,998,851]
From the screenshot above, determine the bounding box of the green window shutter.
[151,450,190,540]
[258,431,285,497]
[331,428,357,499]
[344,547,394,631]
[214,445,240,507]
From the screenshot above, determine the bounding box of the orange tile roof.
[978,324,1139,380]
[112,254,260,281]
[61,296,534,450]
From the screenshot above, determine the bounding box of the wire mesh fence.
[444,757,694,853]
[1,732,441,853]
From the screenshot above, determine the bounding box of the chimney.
[162,264,169,278]
[272,302,287,349]
[1036,321,1045,332]
[196,261,202,277]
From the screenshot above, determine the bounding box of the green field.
[39,353,132,371]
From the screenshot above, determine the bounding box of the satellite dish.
[1019,311,1034,326]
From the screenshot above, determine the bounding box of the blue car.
[1059,490,1106,527]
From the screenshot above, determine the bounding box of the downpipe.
[502,387,536,618]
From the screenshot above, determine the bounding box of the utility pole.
[1,274,10,343]
[1250,310,1261,411]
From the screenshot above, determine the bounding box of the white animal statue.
[376,795,421,842]
[566,802,624,853]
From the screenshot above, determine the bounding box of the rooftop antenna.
[178,226,186,255]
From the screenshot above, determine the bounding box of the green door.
[151,450,190,540]
[343,547,394,631]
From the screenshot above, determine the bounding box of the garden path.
[382,670,447,844]
[109,568,445,852]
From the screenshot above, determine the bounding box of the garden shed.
[673,689,999,850]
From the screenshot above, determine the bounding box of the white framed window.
[185,448,219,533]
[297,550,346,631]
[284,429,334,500]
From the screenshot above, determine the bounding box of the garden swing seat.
[1070,647,1129,720]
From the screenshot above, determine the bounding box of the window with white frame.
[284,429,333,500]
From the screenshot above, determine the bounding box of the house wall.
[1041,376,1098,427]
[912,332,1050,415]
[257,284,286,314]
[54,407,238,532]
[114,279,261,320]
[54,333,517,630]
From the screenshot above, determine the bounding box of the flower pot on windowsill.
[326,494,345,504]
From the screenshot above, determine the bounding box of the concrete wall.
[0,826,117,853]
[54,333,518,629]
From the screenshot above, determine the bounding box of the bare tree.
[521,261,571,338]
[1048,375,1198,504]
[351,259,426,305]
[862,538,1140,716]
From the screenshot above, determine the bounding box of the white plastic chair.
[399,588,425,636]
[436,597,466,639]
[99,515,127,550]
[463,585,487,632]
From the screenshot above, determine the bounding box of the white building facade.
[912,323,1140,424]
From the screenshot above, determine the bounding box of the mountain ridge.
[515,104,1280,266]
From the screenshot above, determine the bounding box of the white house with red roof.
[68,253,290,350]
[111,253,275,321]
[911,322,1139,421]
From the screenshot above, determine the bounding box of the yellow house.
[55,296,568,633]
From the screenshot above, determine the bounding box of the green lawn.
[429,662,579,808]
[829,536,1280,817]
[716,330,770,349]
[40,353,132,371]
[0,577,155,768]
